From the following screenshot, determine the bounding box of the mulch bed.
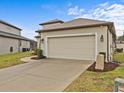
[31,56,46,60]
[87,62,120,72]
[31,57,40,60]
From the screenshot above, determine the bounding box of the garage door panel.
[48,35,95,60]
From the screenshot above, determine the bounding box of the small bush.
[37,49,43,59]
[33,49,38,55]
[116,48,123,53]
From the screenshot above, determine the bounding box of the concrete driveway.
[0,58,93,92]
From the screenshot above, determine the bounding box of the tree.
[118,35,124,41]
[117,30,124,41]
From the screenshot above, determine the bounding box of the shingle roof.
[0,20,22,30]
[40,19,64,25]
[0,30,31,41]
[36,18,114,33]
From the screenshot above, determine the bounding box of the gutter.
[36,22,113,33]
[107,26,109,62]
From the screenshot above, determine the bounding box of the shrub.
[33,48,38,55]
[115,48,123,53]
[37,49,43,59]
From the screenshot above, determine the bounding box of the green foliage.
[115,48,123,53]
[33,48,38,55]
[113,53,124,63]
[37,49,43,59]
[118,35,124,41]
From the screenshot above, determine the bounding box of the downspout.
[107,26,109,62]
[38,32,41,49]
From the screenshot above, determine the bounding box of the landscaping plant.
[37,49,43,59]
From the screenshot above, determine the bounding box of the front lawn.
[113,53,124,62]
[64,53,124,92]
[0,52,32,69]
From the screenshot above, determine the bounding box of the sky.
[0,0,124,40]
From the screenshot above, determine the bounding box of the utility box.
[95,54,104,70]
[114,78,124,92]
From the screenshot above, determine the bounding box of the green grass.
[64,53,124,92]
[0,52,32,69]
[113,53,124,62]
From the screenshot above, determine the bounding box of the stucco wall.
[0,37,19,54]
[108,30,114,61]
[36,38,41,49]
[20,40,30,51]
[39,26,110,61]
[0,23,21,35]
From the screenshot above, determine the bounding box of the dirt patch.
[87,62,120,72]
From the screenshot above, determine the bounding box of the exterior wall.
[108,30,115,61]
[116,44,124,52]
[0,37,19,54]
[0,23,21,35]
[36,38,41,49]
[20,40,30,51]
[30,41,37,50]
[39,26,110,61]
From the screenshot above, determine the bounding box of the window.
[10,46,13,52]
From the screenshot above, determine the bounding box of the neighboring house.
[116,41,124,52]
[35,35,41,49]
[30,40,37,50]
[35,18,116,62]
[0,20,32,54]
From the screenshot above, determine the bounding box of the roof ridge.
[64,18,110,24]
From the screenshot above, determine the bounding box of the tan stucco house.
[36,18,116,62]
[0,20,32,54]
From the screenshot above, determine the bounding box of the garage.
[36,18,116,62]
[47,34,96,61]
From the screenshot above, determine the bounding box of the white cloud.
[67,2,124,36]
[68,6,84,16]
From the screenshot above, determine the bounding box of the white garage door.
[47,35,95,60]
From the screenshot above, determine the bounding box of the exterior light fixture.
[100,35,104,42]
[41,38,44,44]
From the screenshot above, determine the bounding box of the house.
[30,40,37,50]
[0,20,32,54]
[35,35,41,49]
[35,18,116,62]
[116,41,124,52]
